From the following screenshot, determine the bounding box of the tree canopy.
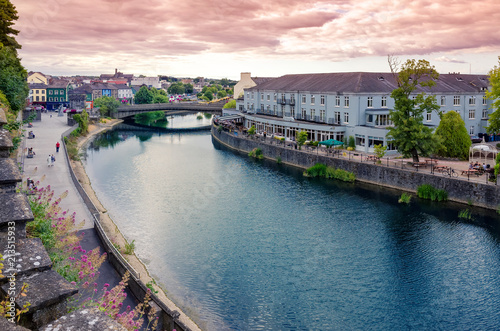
[134,86,154,104]
[434,111,471,160]
[223,99,236,109]
[167,82,185,95]
[0,44,28,113]
[486,56,500,134]
[387,57,441,162]
[0,0,21,49]
[94,96,120,117]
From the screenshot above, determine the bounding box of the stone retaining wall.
[212,126,500,210]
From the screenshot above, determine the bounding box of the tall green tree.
[485,56,500,134]
[167,82,185,95]
[296,130,308,150]
[0,0,21,49]
[0,44,28,113]
[93,96,120,117]
[134,86,153,104]
[387,58,441,162]
[434,110,471,160]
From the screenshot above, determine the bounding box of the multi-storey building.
[236,72,491,153]
[91,83,118,100]
[29,83,47,107]
[46,79,70,110]
[116,84,134,104]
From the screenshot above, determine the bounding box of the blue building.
[236,72,491,153]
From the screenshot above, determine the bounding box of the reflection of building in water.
[236,72,491,153]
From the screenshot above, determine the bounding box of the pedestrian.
[56,141,60,153]
[47,155,52,167]
[51,154,56,165]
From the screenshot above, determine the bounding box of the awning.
[217,114,244,121]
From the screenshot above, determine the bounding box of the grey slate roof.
[248,72,489,94]
[69,84,92,94]
[47,79,69,89]
[29,83,48,89]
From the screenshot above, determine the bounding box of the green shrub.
[248,148,263,159]
[417,184,448,202]
[458,209,472,220]
[348,136,356,149]
[70,127,81,137]
[197,115,203,120]
[277,156,282,164]
[398,193,411,204]
[124,239,135,255]
[305,163,327,177]
[305,163,355,182]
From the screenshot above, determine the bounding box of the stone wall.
[212,126,500,210]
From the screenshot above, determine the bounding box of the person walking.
[56,141,60,153]
[51,154,56,165]
[47,155,53,167]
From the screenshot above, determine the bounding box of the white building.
[130,77,161,89]
[236,72,491,153]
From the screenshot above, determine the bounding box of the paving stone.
[40,307,127,331]
[1,270,78,329]
[0,193,33,238]
[0,235,52,284]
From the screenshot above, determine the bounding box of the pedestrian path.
[20,112,93,229]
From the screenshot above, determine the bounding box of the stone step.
[0,128,13,158]
[40,307,127,331]
[0,236,52,285]
[0,192,33,238]
[0,158,22,193]
[0,317,30,330]
[0,270,78,329]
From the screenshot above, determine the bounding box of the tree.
[486,56,500,134]
[185,84,194,94]
[434,110,471,160]
[373,144,387,160]
[94,96,120,117]
[167,82,185,95]
[73,109,89,134]
[0,44,28,113]
[217,90,227,99]
[387,57,441,162]
[296,130,308,150]
[247,125,256,136]
[0,0,21,49]
[203,91,214,101]
[223,100,236,109]
[134,86,153,104]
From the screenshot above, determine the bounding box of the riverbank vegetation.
[304,163,356,183]
[134,111,168,128]
[416,184,448,202]
[249,148,264,159]
[398,193,412,204]
[25,184,158,330]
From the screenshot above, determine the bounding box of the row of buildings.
[27,69,209,111]
[234,72,492,153]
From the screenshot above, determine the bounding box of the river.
[83,114,500,330]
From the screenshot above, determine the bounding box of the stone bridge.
[116,101,224,119]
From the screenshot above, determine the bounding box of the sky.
[13,0,500,80]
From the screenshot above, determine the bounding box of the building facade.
[46,79,70,110]
[236,72,491,153]
[29,83,47,107]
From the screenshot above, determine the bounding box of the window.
[381,96,387,108]
[440,96,446,106]
[335,111,341,124]
[36,96,39,101]
[344,112,349,124]
[274,93,277,101]
[483,96,487,105]
[54,90,59,95]
[290,95,295,104]
[310,95,315,105]
[273,105,277,115]
[60,89,64,95]
[468,96,476,105]
[302,94,306,103]
[469,109,475,119]
[367,114,373,123]
[251,92,254,99]
[280,93,285,103]
[482,109,488,119]
[266,105,270,112]
[469,126,474,135]
[320,95,325,106]
[54,97,58,102]
[367,96,373,108]
[246,92,250,99]
[261,94,264,100]
[311,109,315,119]
[41,90,45,94]
[344,96,349,107]
[320,109,325,122]
[335,96,340,107]
[453,95,460,105]
[41,96,45,101]
[281,105,285,113]
[301,108,306,119]
[427,112,432,121]
[291,106,295,117]
[49,97,53,101]
[36,90,39,94]
[49,90,53,95]
[260,104,264,111]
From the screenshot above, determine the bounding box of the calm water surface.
[84,117,500,330]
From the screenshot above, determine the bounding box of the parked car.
[470,135,482,143]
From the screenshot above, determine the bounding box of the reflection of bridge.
[116,101,224,119]
[117,122,211,133]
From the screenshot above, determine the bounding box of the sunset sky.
[14,0,500,80]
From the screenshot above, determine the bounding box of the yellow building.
[29,83,47,106]
[28,72,48,84]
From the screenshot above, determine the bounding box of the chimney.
[115,68,118,75]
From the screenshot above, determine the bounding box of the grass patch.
[398,193,411,204]
[249,148,264,159]
[416,184,448,202]
[304,163,355,183]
